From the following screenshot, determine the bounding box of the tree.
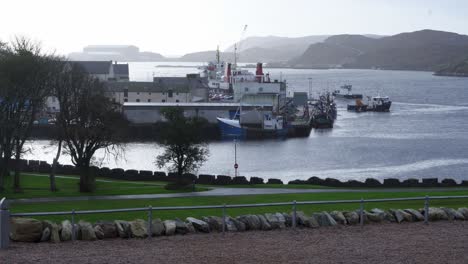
[55,62,128,192]
[156,108,209,185]
[0,38,54,191]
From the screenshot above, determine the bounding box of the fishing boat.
[332,84,363,99]
[347,96,392,112]
[217,114,287,139]
[310,92,336,129]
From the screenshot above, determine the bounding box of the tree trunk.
[78,161,93,193]
[49,140,62,192]
[13,150,21,192]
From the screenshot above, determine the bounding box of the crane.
[234,24,248,66]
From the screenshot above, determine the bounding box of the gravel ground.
[2,221,468,264]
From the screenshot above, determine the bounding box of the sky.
[1,0,468,56]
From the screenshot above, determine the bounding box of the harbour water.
[24,62,468,183]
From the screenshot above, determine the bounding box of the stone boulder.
[296,211,319,228]
[151,219,165,236]
[94,225,104,239]
[281,213,292,227]
[257,215,272,231]
[237,215,261,230]
[174,218,190,235]
[40,227,51,242]
[95,221,118,238]
[458,208,468,219]
[389,209,404,223]
[203,216,223,232]
[43,220,60,243]
[329,211,347,225]
[404,209,425,221]
[163,220,176,236]
[186,222,196,233]
[78,221,97,241]
[343,211,359,225]
[265,213,285,229]
[364,211,384,223]
[186,217,210,233]
[10,218,43,242]
[228,216,245,232]
[384,210,397,222]
[60,220,73,241]
[129,219,148,238]
[313,212,337,227]
[115,220,132,238]
[426,207,449,221]
[442,208,465,221]
[223,217,238,232]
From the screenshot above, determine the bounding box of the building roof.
[73,61,112,75]
[113,64,129,75]
[105,81,190,93]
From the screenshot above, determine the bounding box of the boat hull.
[217,117,289,139]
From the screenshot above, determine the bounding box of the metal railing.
[2,194,468,249]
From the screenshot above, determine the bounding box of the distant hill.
[69,45,167,61]
[290,30,468,71]
[434,59,468,76]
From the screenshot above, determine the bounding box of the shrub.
[402,178,420,187]
[422,178,438,187]
[197,174,215,184]
[249,177,264,184]
[383,178,401,187]
[110,168,125,179]
[307,176,324,185]
[124,169,139,180]
[154,171,168,181]
[323,178,343,187]
[288,179,307,185]
[440,178,457,187]
[215,175,232,185]
[232,176,249,185]
[343,180,363,188]
[364,178,381,187]
[139,170,154,180]
[267,178,283,184]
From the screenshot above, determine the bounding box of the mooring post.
[292,200,297,229]
[147,205,153,238]
[359,198,364,227]
[0,198,10,249]
[424,195,429,225]
[222,204,226,235]
[71,209,76,241]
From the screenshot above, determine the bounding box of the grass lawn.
[9,189,468,223]
[0,173,208,199]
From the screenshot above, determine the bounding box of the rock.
[237,215,261,230]
[174,218,190,235]
[426,207,449,221]
[274,213,287,228]
[151,219,165,236]
[458,208,468,219]
[186,222,196,233]
[257,215,272,231]
[129,219,148,238]
[73,224,81,240]
[281,213,292,227]
[40,227,51,242]
[442,208,465,220]
[10,218,43,242]
[163,220,176,235]
[296,211,319,228]
[202,216,223,232]
[95,221,118,238]
[264,213,284,229]
[94,225,104,239]
[399,210,413,222]
[329,211,347,225]
[224,217,238,232]
[43,221,60,243]
[363,211,382,223]
[186,217,210,233]
[313,212,337,226]
[384,211,397,222]
[78,221,97,241]
[404,209,425,221]
[115,220,131,238]
[370,208,387,221]
[228,216,245,231]
[60,220,73,241]
[343,211,359,225]
[389,209,404,223]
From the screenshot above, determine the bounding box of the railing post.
[292,200,297,229]
[147,206,153,238]
[359,198,364,227]
[71,209,76,241]
[222,204,226,235]
[0,198,10,249]
[424,195,429,225]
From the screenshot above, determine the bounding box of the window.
[147,99,151,102]
[124,98,128,102]
[162,99,166,102]
[136,99,140,102]
[245,87,249,92]
[168,90,173,98]
[124,89,128,97]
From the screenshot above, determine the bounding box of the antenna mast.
[216,45,220,64]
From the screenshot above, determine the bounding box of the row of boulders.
[9,207,468,242]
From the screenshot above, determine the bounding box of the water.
[24,62,468,182]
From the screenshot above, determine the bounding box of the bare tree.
[0,38,54,191]
[55,63,128,192]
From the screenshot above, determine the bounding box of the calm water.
[25,63,468,182]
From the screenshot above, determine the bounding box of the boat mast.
[216,45,220,65]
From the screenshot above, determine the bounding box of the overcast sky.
[1,0,467,56]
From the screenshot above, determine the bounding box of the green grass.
[199,183,331,189]
[10,189,468,223]
[0,173,207,199]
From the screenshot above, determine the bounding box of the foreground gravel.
[2,221,468,264]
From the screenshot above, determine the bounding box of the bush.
[288,179,307,185]
[232,176,249,185]
[215,175,232,185]
[182,173,197,182]
[154,171,168,181]
[37,162,52,173]
[267,178,283,184]
[197,174,215,184]
[440,178,458,187]
[323,178,343,187]
[461,180,468,187]
[110,168,125,179]
[422,178,438,187]
[364,178,381,187]
[343,180,363,188]
[307,176,324,185]
[124,169,139,180]
[383,178,401,187]
[98,167,111,178]
[249,177,264,184]
[139,170,154,180]
[402,178,420,187]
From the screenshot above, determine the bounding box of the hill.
[434,59,468,76]
[290,30,468,71]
